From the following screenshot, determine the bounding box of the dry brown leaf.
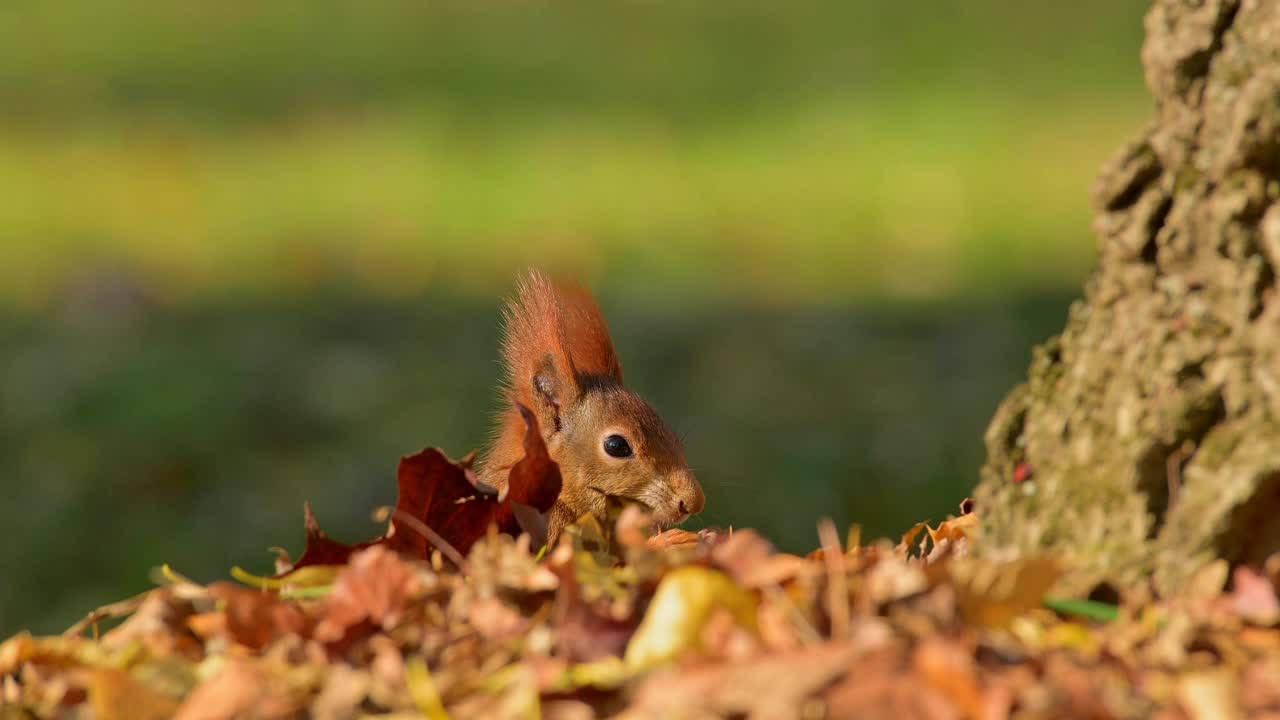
[710,530,774,581]
[1230,566,1280,626]
[646,529,700,551]
[88,668,180,720]
[99,588,198,658]
[550,551,637,663]
[1176,670,1242,720]
[865,554,929,605]
[912,639,983,719]
[898,521,931,555]
[935,557,1060,628]
[311,664,371,720]
[367,636,409,709]
[626,643,859,720]
[186,612,226,640]
[825,646,960,720]
[1240,656,1280,713]
[207,583,309,650]
[172,660,297,720]
[1185,560,1231,602]
[756,600,803,652]
[615,505,655,548]
[11,479,1280,720]
[314,545,423,645]
[925,513,979,561]
[543,698,599,720]
[699,606,761,662]
[711,529,812,588]
[468,597,529,641]
[1041,655,1116,720]
[0,632,36,677]
[745,554,814,589]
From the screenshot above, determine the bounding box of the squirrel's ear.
[531,352,574,434]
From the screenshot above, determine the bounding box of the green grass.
[0,95,1145,303]
[0,0,1150,304]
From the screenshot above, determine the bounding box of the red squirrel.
[477,270,705,543]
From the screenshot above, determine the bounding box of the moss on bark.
[975,0,1280,596]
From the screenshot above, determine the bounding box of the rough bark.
[974,0,1280,596]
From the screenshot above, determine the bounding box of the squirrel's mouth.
[590,487,652,514]
[589,488,688,529]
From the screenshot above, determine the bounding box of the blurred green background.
[0,1,1149,636]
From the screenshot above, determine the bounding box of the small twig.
[376,506,469,573]
[818,518,850,641]
[62,590,150,639]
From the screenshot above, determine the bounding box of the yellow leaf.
[230,564,339,590]
[1044,622,1099,658]
[624,567,756,671]
[406,656,453,720]
[557,657,632,691]
[935,557,1061,628]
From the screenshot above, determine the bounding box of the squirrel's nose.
[672,469,705,516]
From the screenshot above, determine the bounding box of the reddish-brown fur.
[477,271,704,542]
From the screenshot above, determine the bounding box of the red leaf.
[282,503,376,573]
[506,405,563,509]
[279,403,563,576]
[503,405,563,548]
[383,447,504,560]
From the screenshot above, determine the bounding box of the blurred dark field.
[0,1,1149,636]
[0,288,1076,635]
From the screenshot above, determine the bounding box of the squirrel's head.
[531,368,704,528]
[482,271,704,539]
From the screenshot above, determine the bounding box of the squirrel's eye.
[603,434,633,459]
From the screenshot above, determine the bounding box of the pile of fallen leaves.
[5,417,1280,718]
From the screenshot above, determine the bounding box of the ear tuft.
[500,271,579,405]
[499,270,622,435]
[552,279,624,383]
[531,353,565,433]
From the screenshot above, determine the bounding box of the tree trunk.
[974,0,1280,596]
